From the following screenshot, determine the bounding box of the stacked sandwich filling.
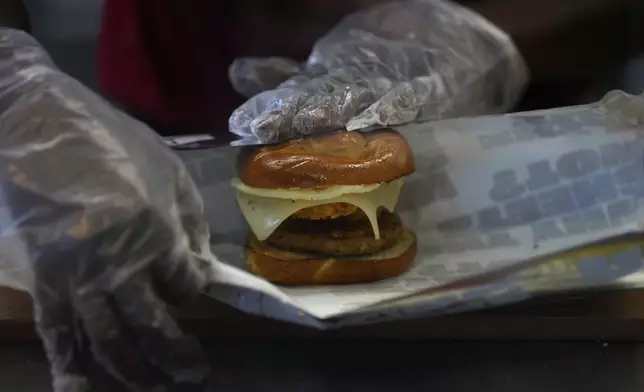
[232,178,403,242]
[233,130,417,285]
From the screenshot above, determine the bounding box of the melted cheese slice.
[231,179,382,200]
[233,179,403,241]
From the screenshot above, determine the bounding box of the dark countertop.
[2,340,644,392]
[5,288,644,391]
[3,288,644,391]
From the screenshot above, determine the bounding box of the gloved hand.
[229,0,528,144]
[0,30,214,391]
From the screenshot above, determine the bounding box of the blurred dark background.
[3,2,644,390]
[20,0,644,131]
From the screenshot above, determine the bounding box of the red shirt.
[97,0,388,135]
[98,0,233,134]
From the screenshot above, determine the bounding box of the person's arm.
[0,0,30,32]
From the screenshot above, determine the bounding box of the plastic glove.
[229,57,301,98]
[0,30,214,391]
[229,0,528,144]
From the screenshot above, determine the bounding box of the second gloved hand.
[229,0,528,144]
[0,30,214,391]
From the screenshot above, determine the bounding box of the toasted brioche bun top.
[238,130,415,189]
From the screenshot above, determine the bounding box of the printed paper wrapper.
[177,90,644,328]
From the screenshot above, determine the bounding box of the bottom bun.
[246,230,417,285]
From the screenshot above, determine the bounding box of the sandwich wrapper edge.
[170,90,644,327]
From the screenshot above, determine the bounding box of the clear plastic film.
[229,0,528,144]
[0,29,215,391]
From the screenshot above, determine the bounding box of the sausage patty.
[292,203,358,220]
[266,210,404,256]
